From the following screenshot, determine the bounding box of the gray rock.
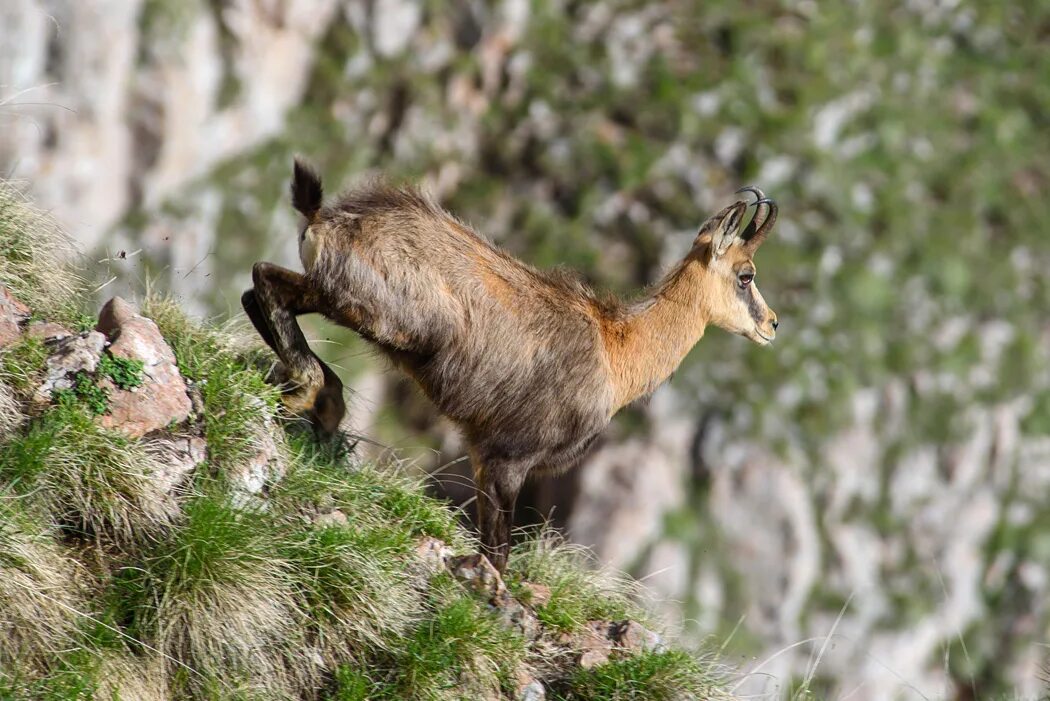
[32,331,107,405]
[613,620,664,653]
[447,553,507,599]
[514,670,546,701]
[145,435,206,494]
[496,595,541,641]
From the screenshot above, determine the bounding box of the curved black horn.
[735,185,766,202]
[741,197,778,247]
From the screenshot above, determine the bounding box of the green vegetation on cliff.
[0,183,726,700]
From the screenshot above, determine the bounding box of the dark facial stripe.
[737,285,765,324]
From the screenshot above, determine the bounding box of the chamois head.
[694,186,779,346]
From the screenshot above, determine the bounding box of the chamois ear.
[699,201,748,259]
[291,157,323,222]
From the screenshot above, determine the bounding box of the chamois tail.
[291,157,323,222]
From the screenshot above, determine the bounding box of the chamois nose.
[772,319,779,331]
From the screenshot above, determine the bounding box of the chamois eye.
[738,273,754,287]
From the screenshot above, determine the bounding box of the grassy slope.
[0,183,727,700]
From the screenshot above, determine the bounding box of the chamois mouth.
[753,329,775,345]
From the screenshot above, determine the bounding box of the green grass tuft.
[279,433,465,548]
[0,400,177,541]
[114,489,312,698]
[282,515,423,659]
[0,183,83,323]
[0,383,21,442]
[508,531,647,634]
[0,335,48,393]
[556,649,725,701]
[329,665,386,701]
[0,501,85,681]
[392,578,529,701]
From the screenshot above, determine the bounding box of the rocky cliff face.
[2,2,1048,699]
[1,0,338,249]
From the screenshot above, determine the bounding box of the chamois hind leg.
[243,262,346,435]
[472,450,530,574]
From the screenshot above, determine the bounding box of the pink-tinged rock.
[95,297,191,438]
[314,509,349,527]
[562,620,616,669]
[25,322,73,343]
[414,536,454,574]
[0,285,30,348]
[32,331,107,406]
[520,582,552,608]
[579,649,611,669]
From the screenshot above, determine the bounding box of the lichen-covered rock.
[0,285,29,348]
[227,419,285,501]
[495,593,541,641]
[146,435,206,494]
[32,331,107,406]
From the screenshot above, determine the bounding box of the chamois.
[242,159,779,572]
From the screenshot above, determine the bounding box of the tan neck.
[602,256,711,410]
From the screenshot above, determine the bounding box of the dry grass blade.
[0,502,85,675]
[0,182,82,321]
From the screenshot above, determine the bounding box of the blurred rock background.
[2,0,1048,698]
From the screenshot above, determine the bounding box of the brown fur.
[243,161,779,572]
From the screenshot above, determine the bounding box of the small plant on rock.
[49,352,145,416]
[72,371,109,416]
[97,353,145,391]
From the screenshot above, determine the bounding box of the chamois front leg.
[243,262,346,435]
[472,450,530,573]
